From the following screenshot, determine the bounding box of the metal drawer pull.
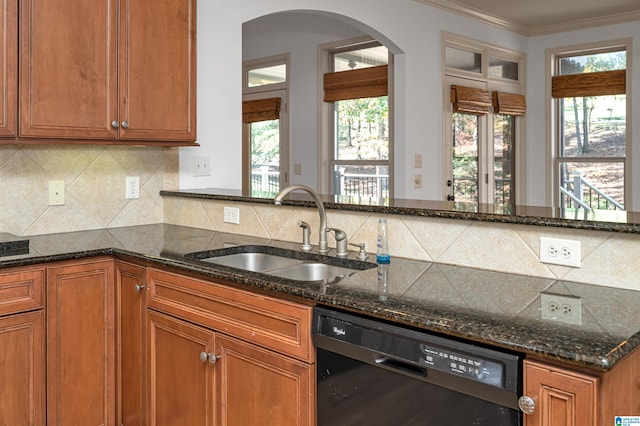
[134,284,145,292]
[518,395,536,414]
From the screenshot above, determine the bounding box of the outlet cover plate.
[540,236,581,268]
[223,206,240,224]
[126,176,140,199]
[540,293,582,325]
[48,180,65,206]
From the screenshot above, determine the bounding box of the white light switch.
[414,154,422,168]
[193,156,211,177]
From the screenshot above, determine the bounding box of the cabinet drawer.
[147,268,314,362]
[0,267,44,316]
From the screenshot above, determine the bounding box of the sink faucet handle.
[327,227,346,241]
[349,242,368,261]
[297,221,312,251]
[327,227,349,257]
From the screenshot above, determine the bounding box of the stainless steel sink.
[185,245,375,283]
[267,263,356,282]
[202,252,302,272]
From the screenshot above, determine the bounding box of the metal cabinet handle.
[518,395,536,414]
[121,120,129,129]
[111,120,119,129]
[134,284,145,292]
[199,352,219,364]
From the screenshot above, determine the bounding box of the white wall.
[186,0,639,209]
[242,13,366,188]
[184,0,528,200]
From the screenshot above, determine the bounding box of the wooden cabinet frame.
[17,0,196,145]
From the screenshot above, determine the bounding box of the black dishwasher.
[312,307,522,425]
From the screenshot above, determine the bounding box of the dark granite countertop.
[161,189,640,234]
[3,223,640,372]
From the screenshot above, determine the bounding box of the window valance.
[242,98,281,123]
[323,65,388,102]
[552,69,626,98]
[450,85,491,115]
[492,91,526,116]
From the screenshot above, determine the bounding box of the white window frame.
[442,32,526,207]
[317,37,394,197]
[545,39,632,209]
[242,54,290,193]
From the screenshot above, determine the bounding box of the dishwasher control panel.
[419,343,504,387]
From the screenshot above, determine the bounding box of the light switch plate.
[193,156,211,177]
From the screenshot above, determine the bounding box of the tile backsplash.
[0,144,177,235]
[1,144,637,292]
[164,197,640,292]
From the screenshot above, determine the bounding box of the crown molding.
[415,0,640,36]
[529,9,640,36]
[415,0,530,35]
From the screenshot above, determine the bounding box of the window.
[324,41,391,199]
[551,45,627,210]
[443,33,525,212]
[242,56,289,196]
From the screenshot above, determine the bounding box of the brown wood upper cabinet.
[19,0,196,144]
[0,0,17,137]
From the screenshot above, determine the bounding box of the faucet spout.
[274,185,328,253]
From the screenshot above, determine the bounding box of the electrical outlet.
[414,175,423,189]
[48,180,65,206]
[193,156,211,177]
[223,206,240,224]
[126,176,140,199]
[539,237,581,268]
[540,293,582,325]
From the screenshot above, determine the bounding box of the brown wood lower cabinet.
[46,258,115,426]
[148,310,215,426]
[0,310,45,425]
[523,360,598,426]
[0,266,45,424]
[116,261,147,426]
[216,333,313,426]
[523,353,640,426]
[147,267,315,426]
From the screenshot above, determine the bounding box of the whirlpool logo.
[332,326,346,336]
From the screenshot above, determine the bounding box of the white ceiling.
[417,0,640,35]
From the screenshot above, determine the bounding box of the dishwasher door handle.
[373,354,428,378]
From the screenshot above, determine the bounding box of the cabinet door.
[119,0,196,141]
[148,311,215,426]
[523,360,598,426]
[216,334,314,426]
[20,0,118,139]
[116,261,147,426]
[47,259,116,426]
[0,311,45,425]
[0,0,16,137]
